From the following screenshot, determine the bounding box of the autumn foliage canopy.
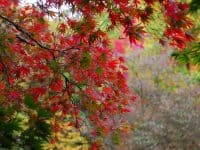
[0,0,194,148]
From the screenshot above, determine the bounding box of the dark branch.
[0,14,55,51]
[16,35,35,46]
[0,14,80,53]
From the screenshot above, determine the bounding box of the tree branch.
[0,14,80,53]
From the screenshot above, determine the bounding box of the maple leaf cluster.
[0,0,194,148]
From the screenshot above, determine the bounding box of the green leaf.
[24,95,38,110]
[76,82,87,90]
[0,106,6,117]
[49,60,60,72]
[189,0,200,13]
[79,111,86,120]
[95,66,103,75]
[64,116,73,122]
[71,93,80,104]
[37,108,52,119]
[63,72,71,79]
[5,119,22,132]
[80,52,91,69]
[112,132,120,145]
[35,120,51,137]
[21,128,46,150]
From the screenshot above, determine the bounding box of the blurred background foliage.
[120,38,200,150]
